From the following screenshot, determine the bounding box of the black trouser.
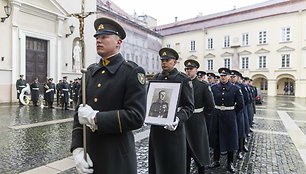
[186,144,203,174]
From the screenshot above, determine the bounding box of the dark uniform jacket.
[45,82,56,102]
[149,99,169,118]
[71,54,146,174]
[185,77,215,166]
[30,82,40,102]
[73,82,81,102]
[237,82,250,136]
[149,68,194,174]
[209,81,244,152]
[16,79,27,99]
[60,81,70,103]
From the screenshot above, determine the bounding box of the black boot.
[227,162,236,173]
[209,149,221,168]
[208,161,220,168]
[198,166,205,174]
[227,151,236,173]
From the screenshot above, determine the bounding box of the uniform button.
[222,92,224,95]
[94,98,98,102]
[97,83,101,88]
[164,77,168,80]
[102,70,106,74]
[222,98,224,100]
[222,103,224,106]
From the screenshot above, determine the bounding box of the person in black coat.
[30,77,40,106]
[60,76,70,110]
[70,17,146,174]
[184,59,215,174]
[16,74,27,104]
[44,78,56,109]
[209,68,244,173]
[73,78,81,108]
[148,48,194,174]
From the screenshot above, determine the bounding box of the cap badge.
[98,24,104,30]
[162,52,167,56]
[222,70,225,73]
[188,62,191,65]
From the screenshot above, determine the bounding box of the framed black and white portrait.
[145,81,182,126]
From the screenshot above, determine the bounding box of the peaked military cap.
[94,17,126,40]
[184,59,200,69]
[63,76,67,79]
[230,70,241,77]
[243,77,250,81]
[48,78,53,81]
[20,74,24,77]
[218,67,231,75]
[207,72,215,78]
[197,71,206,77]
[159,47,179,60]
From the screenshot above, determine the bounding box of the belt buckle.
[220,106,225,111]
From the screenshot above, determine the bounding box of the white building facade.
[155,0,306,97]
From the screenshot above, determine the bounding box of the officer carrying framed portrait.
[145,81,182,126]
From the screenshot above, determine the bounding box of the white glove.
[17,90,20,93]
[164,117,179,131]
[46,89,52,93]
[72,148,93,174]
[78,104,98,126]
[61,94,64,96]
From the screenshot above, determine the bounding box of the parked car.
[255,88,264,104]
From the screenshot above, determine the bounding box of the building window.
[208,59,213,70]
[242,33,249,46]
[166,44,170,48]
[258,56,266,68]
[258,31,267,44]
[224,36,230,48]
[281,54,290,68]
[190,40,196,51]
[224,58,231,69]
[241,57,249,69]
[207,38,214,49]
[281,27,291,42]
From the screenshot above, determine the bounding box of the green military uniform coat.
[71,53,146,174]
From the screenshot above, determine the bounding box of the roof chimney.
[175,16,178,22]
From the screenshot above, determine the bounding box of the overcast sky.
[111,0,269,25]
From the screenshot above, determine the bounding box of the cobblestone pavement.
[1,96,306,173]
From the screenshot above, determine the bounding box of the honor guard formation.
[16,17,258,174]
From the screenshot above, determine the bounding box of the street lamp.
[1,4,12,23]
[66,24,75,38]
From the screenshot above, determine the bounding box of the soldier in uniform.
[197,71,206,82]
[60,76,70,110]
[30,77,40,106]
[207,72,215,86]
[71,17,146,174]
[209,68,244,173]
[44,78,56,109]
[56,80,62,106]
[73,78,81,108]
[16,74,27,104]
[149,90,169,118]
[148,48,194,174]
[184,59,215,174]
[230,70,249,159]
[214,75,220,84]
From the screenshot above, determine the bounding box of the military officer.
[207,72,216,85]
[243,77,254,130]
[214,75,220,84]
[148,47,194,174]
[230,70,249,159]
[197,71,206,82]
[60,76,70,110]
[209,68,244,173]
[16,74,27,104]
[73,78,81,108]
[71,17,146,174]
[56,80,62,106]
[30,77,40,106]
[184,59,215,174]
[149,90,169,118]
[44,78,56,109]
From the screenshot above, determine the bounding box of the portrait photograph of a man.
[145,81,181,126]
[149,89,171,118]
